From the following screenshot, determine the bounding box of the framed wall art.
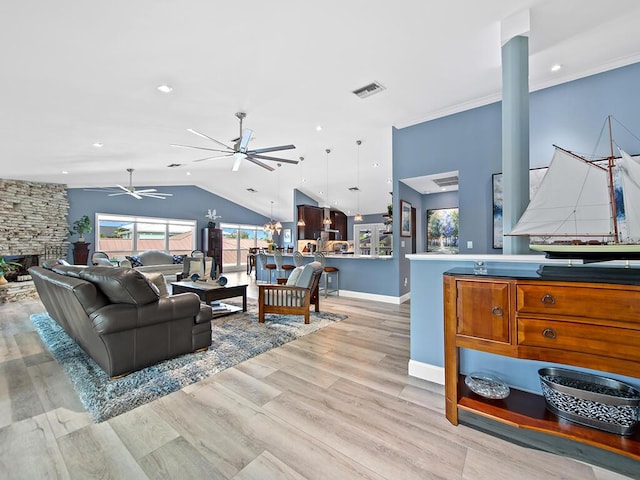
[400,200,412,237]
[426,208,459,253]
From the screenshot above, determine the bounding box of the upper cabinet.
[297,205,323,240]
[330,210,347,240]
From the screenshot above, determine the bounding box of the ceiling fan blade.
[142,193,172,199]
[192,153,234,163]
[250,154,299,164]
[246,156,275,171]
[133,188,158,193]
[238,128,253,153]
[170,144,231,154]
[187,129,233,150]
[116,184,130,192]
[232,156,243,171]
[248,144,296,155]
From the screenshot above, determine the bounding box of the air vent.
[348,186,360,192]
[167,163,183,168]
[352,81,386,99]
[246,188,257,193]
[433,176,459,187]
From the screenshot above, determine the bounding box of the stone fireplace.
[0,178,69,302]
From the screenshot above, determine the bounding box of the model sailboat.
[508,118,640,263]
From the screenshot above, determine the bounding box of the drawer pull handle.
[491,306,504,316]
[541,293,556,305]
[542,328,557,339]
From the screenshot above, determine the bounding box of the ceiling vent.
[433,175,459,187]
[348,186,360,191]
[246,188,257,193]
[167,163,183,168]
[352,81,386,99]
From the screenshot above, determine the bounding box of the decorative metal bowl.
[539,367,640,436]
[465,372,510,399]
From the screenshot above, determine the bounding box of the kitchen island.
[259,252,397,302]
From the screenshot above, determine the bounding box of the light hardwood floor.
[0,272,636,479]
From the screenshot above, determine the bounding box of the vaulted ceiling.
[3,0,640,220]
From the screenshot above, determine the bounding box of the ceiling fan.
[84,168,173,200]
[170,112,298,172]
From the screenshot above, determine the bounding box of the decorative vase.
[0,274,7,285]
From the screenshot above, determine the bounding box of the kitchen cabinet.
[297,205,322,240]
[330,210,347,240]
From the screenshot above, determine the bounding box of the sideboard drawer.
[516,283,640,323]
[517,317,640,362]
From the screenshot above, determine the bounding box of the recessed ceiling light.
[551,64,562,72]
[386,179,392,184]
[93,142,103,148]
[316,125,322,132]
[61,170,68,174]
[318,190,323,194]
[157,84,173,93]
[372,163,379,168]
[186,171,191,176]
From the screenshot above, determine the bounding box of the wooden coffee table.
[171,281,248,314]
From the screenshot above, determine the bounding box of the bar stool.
[274,249,295,279]
[293,251,305,267]
[314,252,339,297]
[257,251,277,283]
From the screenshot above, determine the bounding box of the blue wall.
[395,62,640,256]
[407,62,640,390]
[68,185,269,252]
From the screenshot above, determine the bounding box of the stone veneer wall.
[0,179,69,303]
[0,178,69,256]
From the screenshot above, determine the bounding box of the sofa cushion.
[79,266,159,305]
[125,255,143,267]
[138,250,174,266]
[51,265,87,278]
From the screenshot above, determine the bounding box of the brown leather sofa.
[29,264,212,377]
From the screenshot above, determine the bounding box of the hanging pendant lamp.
[297,156,306,226]
[323,149,332,225]
[354,140,363,222]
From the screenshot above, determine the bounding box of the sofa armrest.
[91,292,203,335]
[195,303,213,324]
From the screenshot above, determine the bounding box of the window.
[353,223,392,256]
[220,223,271,270]
[95,213,196,261]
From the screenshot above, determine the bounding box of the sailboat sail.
[509,147,613,238]
[618,149,640,241]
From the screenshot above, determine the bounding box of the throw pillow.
[125,255,143,267]
[173,254,184,264]
[141,272,169,297]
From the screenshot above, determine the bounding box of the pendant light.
[354,140,363,222]
[297,156,306,226]
[323,149,332,225]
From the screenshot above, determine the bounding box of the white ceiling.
[3,0,640,221]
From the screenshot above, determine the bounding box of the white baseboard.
[338,289,409,304]
[408,360,445,385]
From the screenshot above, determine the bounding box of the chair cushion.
[286,266,305,286]
[141,271,170,297]
[292,261,322,288]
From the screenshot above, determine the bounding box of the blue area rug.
[31,309,346,423]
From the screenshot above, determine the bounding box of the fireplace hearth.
[3,254,39,281]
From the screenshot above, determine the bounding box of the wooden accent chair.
[258,261,323,324]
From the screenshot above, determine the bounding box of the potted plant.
[69,215,93,243]
[0,257,21,285]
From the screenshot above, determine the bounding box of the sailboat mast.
[607,115,619,243]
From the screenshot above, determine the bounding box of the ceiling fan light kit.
[171,112,298,172]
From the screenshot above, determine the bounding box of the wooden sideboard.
[443,269,640,460]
